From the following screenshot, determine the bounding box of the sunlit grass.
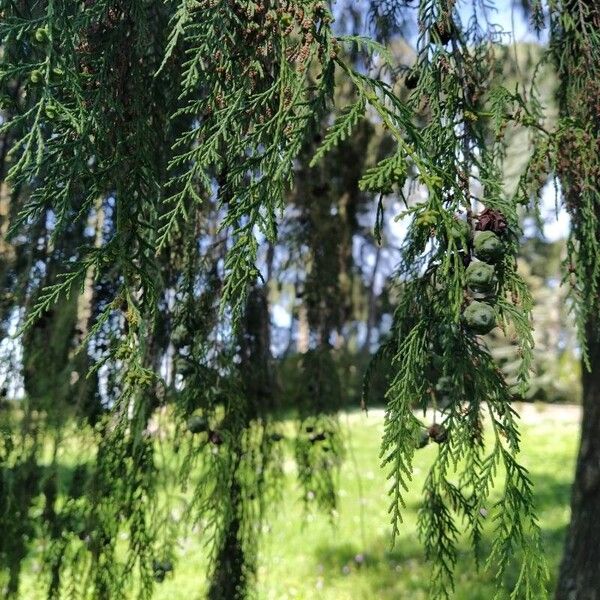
[16,404,578,599]
[149,404,578,600]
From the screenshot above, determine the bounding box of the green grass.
[149,405,578,600]
[16,404,578,599]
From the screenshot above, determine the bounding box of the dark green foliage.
[293,347,344,515]
[432,19,453,46]
[0,0,345,597]
[187,415,208,435]
[547,1,600,365]
[0,0,588,599]
[357,3,547,598]
[416,429,430,449]
[405,69,420,90]
[546,2,600,596]
[0,454,41,597]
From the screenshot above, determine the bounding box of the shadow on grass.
[533,476,572,510]
[311,471,572,598]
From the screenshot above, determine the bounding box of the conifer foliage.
[546,0,600,596]
[357,4,547,598]
[0,0,574,599]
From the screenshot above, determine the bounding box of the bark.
[0,131,14,287]
[74,199,104,347]
[555,326,600,599]
[362,243,381,353]
[554,2,600,596]
[297,300,310,353]
[207,473,246,600]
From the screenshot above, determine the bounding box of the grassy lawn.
[143,404,579,600]
[14,404,578,598]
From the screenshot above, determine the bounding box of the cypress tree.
[1,1,597,599]
[549,1,600,597]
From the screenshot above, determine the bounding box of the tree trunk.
[553,1,600,596]
[207,476,246,600]
[297,300,310,353]
[362,243,381,353]
[74,199,104,347]
[555,322,600,599]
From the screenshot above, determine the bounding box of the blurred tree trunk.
[0,82,19,287]
[297,301,310,353]
[554,2,600,597]
[556,323,600,599]
[362,243,381,353]
[208,285,274,600]
[74,200,104,346]
[207,462,245,600]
